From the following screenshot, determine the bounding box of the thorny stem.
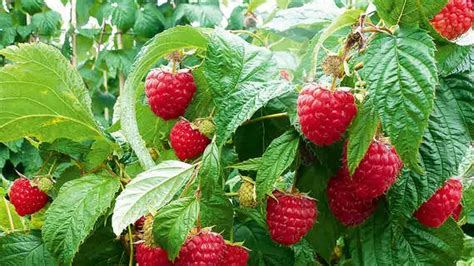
[242,112,288,126]
[47,158,58,176]
[3,198,14,232]
[36,152,52,175]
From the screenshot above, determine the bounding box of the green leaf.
[119,26,208,169]
[227,157,262,171]
[388,74,472,224]
[203,29,279,105]
[346,96,379,175]
[297,163,344,262]
[21,0,45,14]
[42,175,120,265]
[84,140,115,170]
[256,130,299,200]
[0,198,26,233]
[105,0,137,32]
[173,4,223,28]
[234,220,295,265]
[350,207,463,265]
[0,13,16,48]
[261,2,340,40]
[0,231,57,266]
[200,192,233,236]
[436,43,474,76]
[373,0,448,26]
[31,11,62,36]
[133,3,164,38]
[153,197,199,260]
[199,142,220,199]
[112,160,195,235]
[0,43,106,143]
[184,67,215,120]
[247,0,266,12]
[359,27,437,171]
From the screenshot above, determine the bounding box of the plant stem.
[230,30,266,46]
[3,198,14,232]
[242,112,288,126]
[330,76,337,92]
[70,0,77,66]
[225,192,239,197]
[127,225,134,266]
[117,31,125,95]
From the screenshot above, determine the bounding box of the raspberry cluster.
[431,0,473,40]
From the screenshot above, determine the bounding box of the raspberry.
[238,177,257,208]
[9,178,48,216]
[135,243,172,266]
[266,191,317,245]
[175,229,225,266]
[327,171,378,226]
[414,178,462,228]
[145,68,196,120]
[297,85,357,146]
[343,140,403,199]
[170,120,210,160]
[431,0,473,40]
[220,243,250,266]
[134,216,146,231]
[452,203,462,221]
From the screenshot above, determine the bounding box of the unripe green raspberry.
[238,177,257,208]
[36,177,54,192]
[192,118,216,138]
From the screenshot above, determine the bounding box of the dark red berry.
[175,230,225,266]
[9,178,48,216]
[220,244,250,266]
[135,216,146,231]
[414,178,462,228]
[170,120,210,160]
[135,243,172,266]
[266,191,317,245]
[145,68,196,120]
[327,171,378,226]
[431,0,473,40]
[297,85,357,146]
[452,203,462,221]
[343,140,403,199]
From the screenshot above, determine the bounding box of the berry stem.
[225,192,239,197]
[3,198,15,232]
[330,76,337,92]
[242,112,288,126]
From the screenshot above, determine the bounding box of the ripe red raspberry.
[414,178,462,228]
[175,229,225,266]
[220,243,250,266]
[297,85,357,146]
[134,216,146,231]
[170,120,210,160]
[327,171,378,226]
[145,68,196,120]
[9,178,48,216]
[135,243,172,266]
[343,140,403,199]
[266,191,317,245]
[431,0,473,40]
[452,203,462,221]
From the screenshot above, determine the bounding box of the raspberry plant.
[0,0,473,265]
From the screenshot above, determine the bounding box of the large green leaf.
[256,130,299,200]
[105,0,137,32]
[0,231,57,266]
[199,142,221,199]
[21,0,45,14]
[442,72,473,137]
[350,207,463,265]
[359,27,437,171]
[388,72,472,224]
[436,43,474,76]
[31,11,62,36]
[373,0,448,26]
[133,3,164,38]
[153,196,199,260]
[346,96,379,175]
[42,175,120,265]
[119,26,209,169]
[0,43,105,143]
[297,163,344,263]
[173,4,223,28]
[199,192,233,237]
[112,160,194,235]
[203,29,279,105]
